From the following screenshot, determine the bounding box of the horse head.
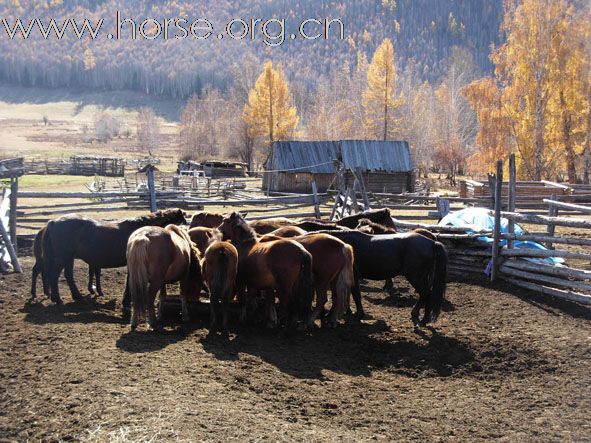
[218,212,254,244]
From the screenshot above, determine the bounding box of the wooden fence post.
[9,176,18,251]
[340,188,351,218]
[146,165,157,213]
[311,180,321,219]
[507,154,516,249]
[355,167,370,210]
[491,160,503,282]
[547,194,557,250]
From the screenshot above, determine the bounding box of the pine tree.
[242,61,298,147]
[362,38,404,140]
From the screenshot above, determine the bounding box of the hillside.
[0,0,503,98]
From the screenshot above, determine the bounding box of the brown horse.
[189,211,224,229]
[261,232,354,328]
[200,240,238,331]
[356,218,397,234]
[336,208,395,229]
[188,227,223,255]
[42,209,187,305]
[218,212,314,329]
[267,226,306,238]
[248,217,294,235]
[127,224,202,331]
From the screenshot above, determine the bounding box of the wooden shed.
[263,140,414,194]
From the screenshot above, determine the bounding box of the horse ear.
[239,211,248,218]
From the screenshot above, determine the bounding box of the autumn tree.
[242,61,298,149]
[363,38,404,140]
[136,107,160,153]
[464,0,589,181]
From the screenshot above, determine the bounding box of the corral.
[1,156,591,441]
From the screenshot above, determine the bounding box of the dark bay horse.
[336,208,395,229]
[42,209,187,304]
[127,224,202,330]
[201,240,238,331]
[261,232,354,328]
[189,211,224,229]
[319,230,448,326]
[218,212,314,329]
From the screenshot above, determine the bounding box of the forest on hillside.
[0,0,503,97]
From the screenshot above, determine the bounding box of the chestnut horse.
[188,227,223,255]
[261,232,354,328]
[42,209,187,305]
[248,217,294,235]
[189,211,224,229]
[267,226,306,238]
[200,240,238,331]
[127,224,202,331]
[218,212,314,329]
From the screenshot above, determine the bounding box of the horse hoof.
[51,296,63,305]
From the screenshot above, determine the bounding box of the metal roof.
[341,140,412,172]
[268,140,412,173]
[269,141,339,173]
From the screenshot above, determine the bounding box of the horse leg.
[95,268,104,297]
[157,285,168,322]
[351,278,365,319]
[264,290,278,328]
[64,259,83,301]
[406,274,430,327]
[311,286,328,328]
[87,266,96,295]
[221,287,231,331]
[30,261,40,298]
[122,273,131,320]
[178,281,190,323]
[47,260,64,304]
[147,282,162,331]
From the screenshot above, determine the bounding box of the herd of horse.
[30,207,449,332]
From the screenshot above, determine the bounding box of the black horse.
[42,209,187,305]
[317,230,448,326]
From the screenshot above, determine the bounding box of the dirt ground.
[1,256,590,442]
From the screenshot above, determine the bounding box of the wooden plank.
[0,214,21,273]
[502,259,591,281]
[500,265,591,293]
[311,180,321,219]
[147,166,157,213]
[502,211,591,229]
[491,160,503,282]
[541,180,571,190]
[500,277,591,305]
[543,199,591,214]
[500,248,591,261]
[18,191,178,198]
[355,167,371,210]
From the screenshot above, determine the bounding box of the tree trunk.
[560,90,576,183]
[533,83,545,181]
[584,88,591,184]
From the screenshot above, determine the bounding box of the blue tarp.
[439,207,564,266]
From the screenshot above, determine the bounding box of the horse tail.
[126,234,151,322]
[31,228,45,297]
[334,244,355,320]
[431,241,448,322]
[294,250,314,323]
[210,248,229,304]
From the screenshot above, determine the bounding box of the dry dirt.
[1,256,590,442]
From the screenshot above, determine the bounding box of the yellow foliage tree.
[242,61,298,147]
[363,38,404,140]
[464,0,590,181]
